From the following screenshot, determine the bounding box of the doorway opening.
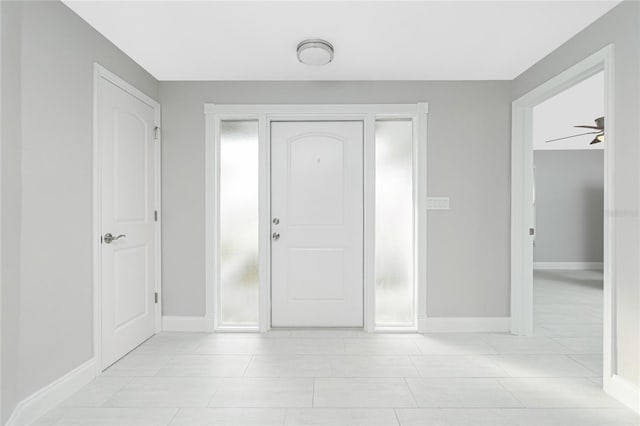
[510,45,617,396]
[532,71,605,377]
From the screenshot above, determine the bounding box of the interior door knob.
[272,232,280,241]
[104,233,126,244]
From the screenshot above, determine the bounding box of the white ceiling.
[62,1,621,81]
[533,71,604,150]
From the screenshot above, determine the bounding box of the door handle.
[272,232,280,241]
[104,233,126,244]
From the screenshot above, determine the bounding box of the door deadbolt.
[272,217,280,225]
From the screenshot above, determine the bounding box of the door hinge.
[154,292,158,304]
[154,210,158,222]
[154,126,160,140]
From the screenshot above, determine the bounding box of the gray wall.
[513,0,639,386]
[1,1,23,423]
[1,1,158,420]
[534,150,604,263]
[158,81,512,319]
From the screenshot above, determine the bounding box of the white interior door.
[271,121,364,327]
[99,76,157,369]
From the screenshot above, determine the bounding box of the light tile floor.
[34,270,639,425]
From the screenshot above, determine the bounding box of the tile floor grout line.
[393,407,402,426]
[407,354,423,378]
[403,377,419,408]
[495,376,527,409]
[165,407,181,426]
[241,354,254,377]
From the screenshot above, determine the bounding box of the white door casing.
[509,46,633,410]
[271,121,364,327]
[204,104,428,333]
[97,70,158,370]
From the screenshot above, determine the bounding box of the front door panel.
[271,121,364,327]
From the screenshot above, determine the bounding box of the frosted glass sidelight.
[375,120,415,326]
[219,120,259,325]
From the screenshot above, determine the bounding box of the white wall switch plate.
[427,197,450,210]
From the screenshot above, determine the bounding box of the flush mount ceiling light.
[296,39,334,66]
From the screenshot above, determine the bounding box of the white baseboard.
[162,316,214,332]
[533,261,603,270]
[604,374,640,414]
[6,358,96,426]
[419,317,511,333]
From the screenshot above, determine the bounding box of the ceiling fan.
[545,116,605,145]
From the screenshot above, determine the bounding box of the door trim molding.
[510,45,619,398]
[92,63,162,375]
[606,375,640,414]
[204,104,428,332]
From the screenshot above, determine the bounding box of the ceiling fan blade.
[574,125,602,130]
[545,131,600,143]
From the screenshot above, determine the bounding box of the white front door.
[271,121,364,327]
[98,76,157,369]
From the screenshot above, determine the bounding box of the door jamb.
[510,45,615,387]
[92,63,162,375]
[0,3,3,420]
[204,104,428,333]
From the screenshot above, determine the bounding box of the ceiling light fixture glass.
[297,39,334,66]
